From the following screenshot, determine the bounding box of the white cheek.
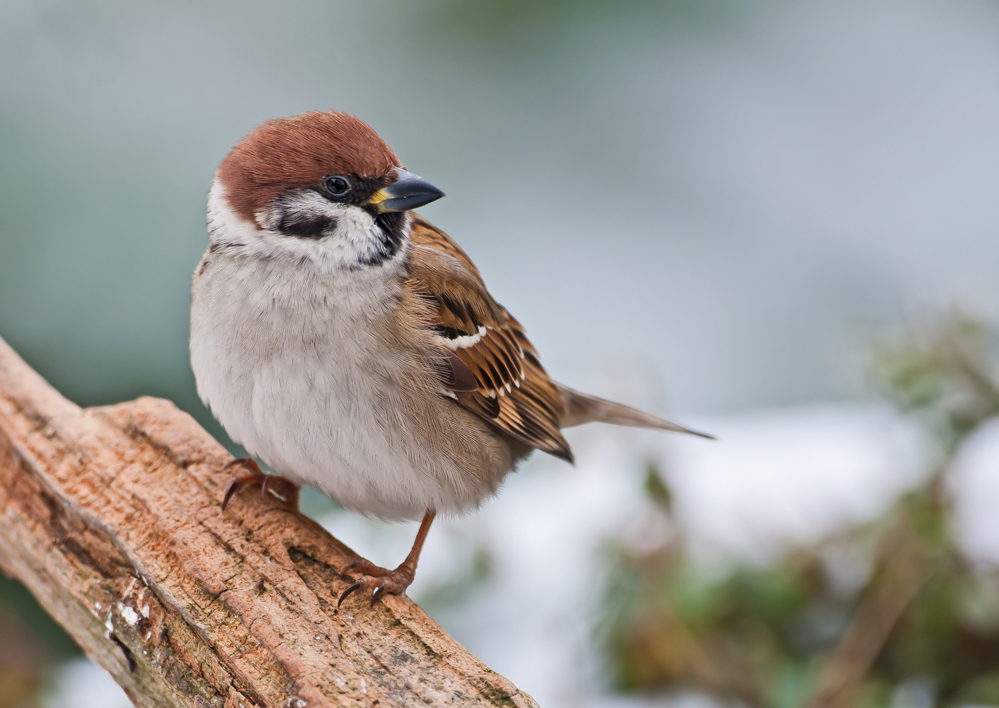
[207,177,258,246]
[331,205,377,239]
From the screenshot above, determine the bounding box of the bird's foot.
[221,458,300,512]
[338,558,416,607]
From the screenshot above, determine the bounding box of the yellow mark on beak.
[368,189,390,206]
[367,188,391,212]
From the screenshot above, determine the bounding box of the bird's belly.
[191,266,512,520]
[243,349,439,519]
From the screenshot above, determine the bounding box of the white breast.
[192,254,406,519]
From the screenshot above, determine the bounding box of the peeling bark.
[0,336,537,708]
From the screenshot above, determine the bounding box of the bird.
[190,110,710,606]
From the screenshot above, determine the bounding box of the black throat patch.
[359,211,407,266]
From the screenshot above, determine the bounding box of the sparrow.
[190,110,709,605]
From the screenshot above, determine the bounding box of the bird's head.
[209,110,444,268]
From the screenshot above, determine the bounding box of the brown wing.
[406,215,573,462]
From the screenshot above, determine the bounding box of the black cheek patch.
[278,213,337,238]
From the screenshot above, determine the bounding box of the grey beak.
[369,168,445,213]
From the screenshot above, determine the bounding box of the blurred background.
[1,0,998,706]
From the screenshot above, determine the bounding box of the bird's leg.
[338,510,436,606]
[220,458,300,511]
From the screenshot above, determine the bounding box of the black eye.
[322,175,352,198]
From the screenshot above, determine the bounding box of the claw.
[219,458,266,510]
[221,479,241,511]
[338,580,364,608]
[219,458,300,512]
[371,584,386,605]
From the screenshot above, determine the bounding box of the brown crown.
[216,110,400,222]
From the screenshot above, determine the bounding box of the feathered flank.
[557,385,714,438]
[405,216,575,462]
[217,110,400,223]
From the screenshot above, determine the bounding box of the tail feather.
[557,384,714,439]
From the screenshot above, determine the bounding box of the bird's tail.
[557,384,714,439]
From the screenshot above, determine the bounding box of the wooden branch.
[0,336,537,708]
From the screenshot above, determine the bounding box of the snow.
[44,657,131,708]
[949,418,999,568]
[118,605,138,628]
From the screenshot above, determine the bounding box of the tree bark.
[0,336,537,708]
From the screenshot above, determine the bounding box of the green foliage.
[598,313,999,707]
[867,314,999,453]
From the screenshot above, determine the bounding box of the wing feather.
[406,215,573,462]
